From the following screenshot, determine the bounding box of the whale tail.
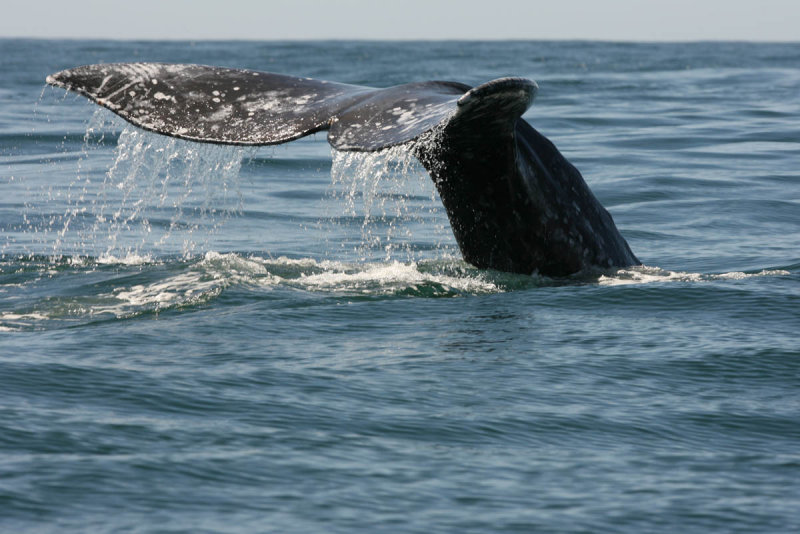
[47,63,639,276]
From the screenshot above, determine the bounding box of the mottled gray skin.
[47,62,638,276]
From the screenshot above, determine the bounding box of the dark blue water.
[1,39,799,533]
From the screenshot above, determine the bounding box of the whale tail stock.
[47,63,639,275]
[411,77,639,275]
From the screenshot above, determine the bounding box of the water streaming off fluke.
[329,144,456,264]
[18,109,248,261]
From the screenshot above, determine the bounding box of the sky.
[1,0,798,41]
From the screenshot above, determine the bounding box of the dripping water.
[15,108,250,262]
[12,97,457,266]
[328,143,456,264]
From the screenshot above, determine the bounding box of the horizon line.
[3,36,800,44]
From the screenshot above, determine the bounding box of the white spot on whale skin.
[153,92,177,103]
[294,94,316,106]
[207,105,234,122]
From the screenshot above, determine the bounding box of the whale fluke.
[47,62,639,276]
[47,63,465,149]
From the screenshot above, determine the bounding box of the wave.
[0,253,499,331]
[1,251,792,332]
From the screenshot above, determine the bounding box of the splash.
[293,258,498,295]
[329,142,456,264]
[0,253,499,330]
[17,108,250,261]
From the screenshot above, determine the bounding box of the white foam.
[713,269,790,280]
[111,272,220,309]
[296,259,498,295]
[99,252,287,315]
[598,265,790,286]
[0,311,50,321]
[0,311,51,331]
[96,252,155,265]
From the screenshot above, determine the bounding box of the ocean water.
[1,39,799,533]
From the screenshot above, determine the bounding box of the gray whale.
[47,63,639,276]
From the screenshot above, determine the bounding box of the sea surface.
[1,39,799,533]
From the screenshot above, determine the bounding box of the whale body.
[47,63,639,276]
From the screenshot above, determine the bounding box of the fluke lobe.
[47,63,639,276]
